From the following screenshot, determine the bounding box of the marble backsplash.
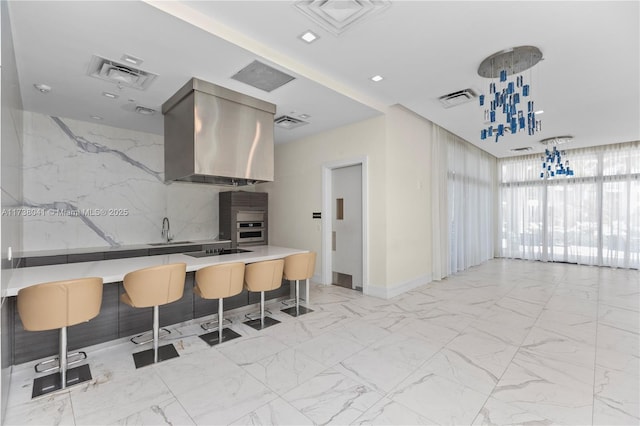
[20,112,220,252]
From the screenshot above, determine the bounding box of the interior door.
[331,164,363,290]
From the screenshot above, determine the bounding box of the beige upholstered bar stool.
[194,262,245,346]
[243,259,284,330]
[17,277,103,398]
[281,252,316,317]
[121,263,186,368]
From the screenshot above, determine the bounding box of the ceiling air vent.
[274,115,308,130]
[438,89,477,108]
[232,60,295,92]
[539,135,574,146]
[135,106,156,115]
[86,55,158,90]
[510,147,533,153]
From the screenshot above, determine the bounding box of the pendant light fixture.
[478,46,543,142]
[539,136,574,179]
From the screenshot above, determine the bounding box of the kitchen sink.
[148,241,194,246]
[184,248,251,258]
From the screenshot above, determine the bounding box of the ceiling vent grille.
[510,147,533,153]
[232,60,295,92]
[438,89,477,108]
[86,55,158,90]
[539,135,574,146]
[274,115,308,130]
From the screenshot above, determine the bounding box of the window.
[499,141,639,269]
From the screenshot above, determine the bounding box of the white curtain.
[431,125,449,280]
[431,125,496,279]
[499,141,640,269]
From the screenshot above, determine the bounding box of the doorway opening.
[321,158,368,294]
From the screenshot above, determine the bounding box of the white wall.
[266,106,438,296]
[21,112,222,251]
[261,115,388,290]
[384,105,432,293]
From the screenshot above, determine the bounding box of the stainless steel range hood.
[162,78,276,185]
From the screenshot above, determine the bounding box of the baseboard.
[364,273,432,299]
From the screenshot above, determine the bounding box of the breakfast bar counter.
[6,245,307,297]
[5,245,308,365]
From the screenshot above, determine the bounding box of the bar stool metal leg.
[153,305,159,364]
[59,326,67,390]
[282,277,313,317]
[244,292,280,330]
[296,279,300,316]
[31,325,93,398]
[198,297,242,346]
[260,291,265,329]
[131,305,180,369]
[218,298,223,344]
[305,278,310,305]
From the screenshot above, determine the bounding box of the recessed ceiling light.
[299,30,319,43]
[33,83,52,93]
[535,110,544,114]
[371,75,383,82]
[90,115,103,120]
[299,113,311,119]
[121,54,143,66]
[102,91,119,99]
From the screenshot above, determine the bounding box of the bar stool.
[194,262,245,346]
[121,263,186,368]
[243,259,284,330]
[17,277,103,398]
[281,252,316,317]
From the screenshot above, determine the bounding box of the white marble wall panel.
[21,112,219,251]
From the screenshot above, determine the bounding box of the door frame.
[321,157,369,294]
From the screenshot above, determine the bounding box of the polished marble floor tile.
[471,395,556,425]
[521,325,597,368]
[173,369,277,425]
[2,392,75,426]
[336,332,441,393]
[5,259,639,425]
[592,365,640,425]
[70,368,176,425]
[281,369,383,425]
[228,397,313,426]
[241,347,327,394]
[352,397,436,425]
[111,397,196,425]
[294,330,366,367]
[388,368,489,425]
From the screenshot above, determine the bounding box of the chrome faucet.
[161,217,172,243]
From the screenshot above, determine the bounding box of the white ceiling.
[8,1,639,158]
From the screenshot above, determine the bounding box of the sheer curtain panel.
[431,125,496,278]
[499,141,639,269]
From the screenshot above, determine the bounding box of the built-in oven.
[236,211,266,245]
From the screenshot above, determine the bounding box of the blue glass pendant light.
[539,136,574,179]
[478,46,543,143]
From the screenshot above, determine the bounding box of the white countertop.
[5,245,307,297]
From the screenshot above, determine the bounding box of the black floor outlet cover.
[244,316,280,330]
[281,306,314,317]
[132,344,179,369]
[199,328,242,346]
[32,364,92,398]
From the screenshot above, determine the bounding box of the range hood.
[162,78,276,185]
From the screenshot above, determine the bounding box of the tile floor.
[3,259,639,425]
